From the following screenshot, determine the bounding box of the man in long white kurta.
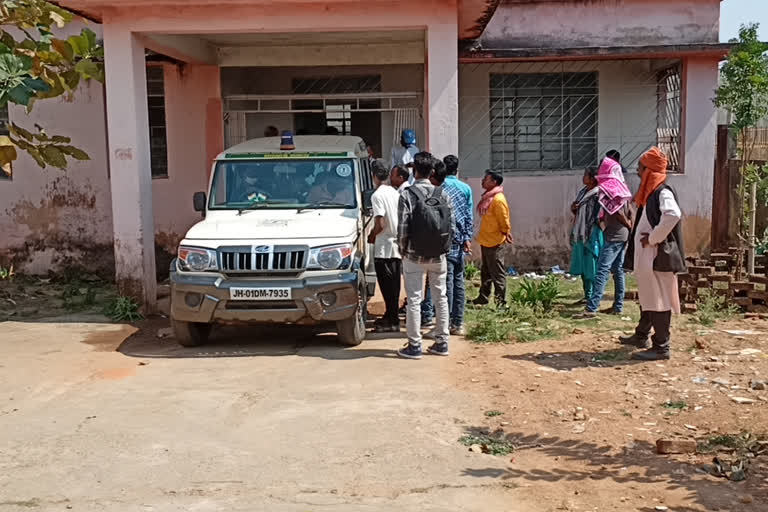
[620,147,685,361]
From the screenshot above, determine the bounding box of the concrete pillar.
[425,13,459,158]
[103,24,157,310]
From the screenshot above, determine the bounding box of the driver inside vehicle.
[237,165,271,202]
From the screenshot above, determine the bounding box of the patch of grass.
[485,410,503,417]
[459,433,516,456]
[591,349,629,362]
[510,275,562,312]
[103,296,143,322]
[464,261,479,281]
[662,400,687,410]
[0,265,14,280]
[466,302,562,344]
[692,289,739,326]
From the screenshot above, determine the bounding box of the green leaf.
[61,69,80,90]
[50,135,71,144]
[10,123,34,141]
[24,77,49,92]
[7,84,34,106]
[59,145,89,160]
[74,58,100,80]
[67,34,84,56]
[41,145,67,169]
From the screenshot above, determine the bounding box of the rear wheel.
[336,283,367,346]
[172,319,211,347]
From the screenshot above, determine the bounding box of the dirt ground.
[1,276,767,511]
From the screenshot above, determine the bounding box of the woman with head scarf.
[620,147,686,361]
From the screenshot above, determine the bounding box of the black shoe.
[470,298,488,306]
[397,344,422,360]
[631,348,670,361]
[427,342,449,356]
[421,317,436,328]
[619,334,651,349]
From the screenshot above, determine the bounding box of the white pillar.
[425,13,459,158]
[103,24,157,310]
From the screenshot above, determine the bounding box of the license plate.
[229,287,292,301]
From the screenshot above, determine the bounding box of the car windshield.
[209,158,357,210]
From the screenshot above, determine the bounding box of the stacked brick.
[677,248,768,315]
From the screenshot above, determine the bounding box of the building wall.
[0,22,113,276]
[482,0,720,48]
[459,56,720,268]
[151,63,222,275]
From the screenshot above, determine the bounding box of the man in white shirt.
[367,159,402,332]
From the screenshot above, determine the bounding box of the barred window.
[490,72,598,172]
[147,66,168,178]
[657,64,682,173]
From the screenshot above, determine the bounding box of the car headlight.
[178,246,218,272]
[307,243,354,270]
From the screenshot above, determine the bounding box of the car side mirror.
[193,191,207,216]
[363,189,374,214]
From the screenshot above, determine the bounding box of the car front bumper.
[170,264,361,325]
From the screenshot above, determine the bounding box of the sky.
[720,0,768,42]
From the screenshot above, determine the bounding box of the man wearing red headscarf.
[621,147,686,361]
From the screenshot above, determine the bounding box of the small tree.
[714,23,768,276]
[0,0,104,177]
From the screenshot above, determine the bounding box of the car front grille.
[219,245,308,273]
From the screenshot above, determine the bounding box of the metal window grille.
[291,75,381,95]
[146,66,168,178]
[656,64,682,173]
[489,72,598,172]
[326,103,352,135]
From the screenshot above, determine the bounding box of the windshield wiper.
[237,201,273,215]
[297,201,349,213]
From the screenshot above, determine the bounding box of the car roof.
[218,135,368,160]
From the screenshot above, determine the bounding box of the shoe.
[427,342,449,356]
[572,298,588,306]
[631,348,670,361]
[421,317,436,328]
[397,344,422,360]
[572,311,597,319]
[470,298,488,306]
[374,322,400,333]
[619,334,652,349]
[450,325,466,336]
[600,307,621,315]
[423,328,436,339]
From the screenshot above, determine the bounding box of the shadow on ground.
[459,429,767,510]
[502,348,646,371]
[117,316,407,360]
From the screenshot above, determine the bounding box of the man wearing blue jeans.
[575,202,633,318]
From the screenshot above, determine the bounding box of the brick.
[709,273,733,282]
[733,297,753,307]
[688,266,714,275]
[747,290,768,300]
[657,439,697,455]
[730,281,756,291]
[624,290,638,300]
[710,252,732,259]
[696,279,710,288]
[749,275,768,285]
[746,305,768,314]
[678,273,695,284]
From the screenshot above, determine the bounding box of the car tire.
[172,319,211,347]
[336,283,367,346]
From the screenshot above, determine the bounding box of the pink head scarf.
[596,157,632,215]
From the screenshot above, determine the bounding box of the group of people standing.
[569,147,686,361]
[368,131,513,360]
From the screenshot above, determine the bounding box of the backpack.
[407,185,452,258]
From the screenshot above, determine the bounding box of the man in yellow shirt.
[472,170,512,307]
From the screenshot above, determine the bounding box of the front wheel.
[172,319,212,347]
[336,284,367,346]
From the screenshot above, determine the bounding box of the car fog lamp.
[319,292,337,307]
[185,292,202,308]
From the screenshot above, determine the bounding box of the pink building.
[0,0,728,309]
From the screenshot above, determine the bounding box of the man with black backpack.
[396,152,455,359]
